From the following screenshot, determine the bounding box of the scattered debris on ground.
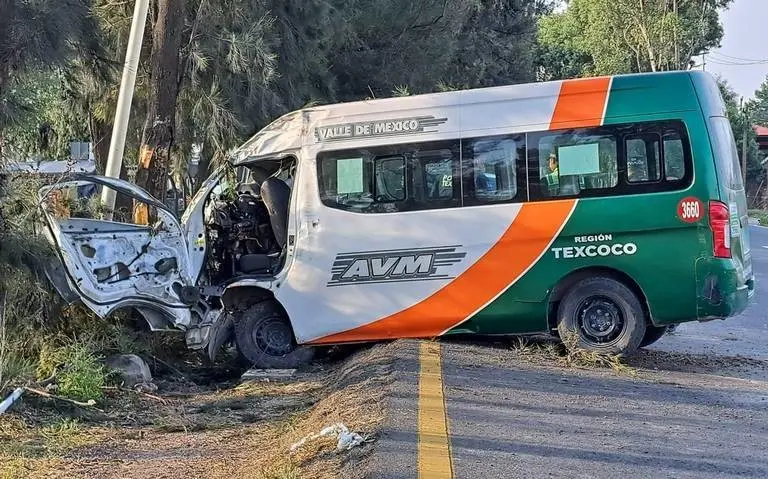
[0,342,395,478]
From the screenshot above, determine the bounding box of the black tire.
[234,300,314,369]
[556,277,646,356]
[639,324,667,348]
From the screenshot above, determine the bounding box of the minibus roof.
[231,70,711,166]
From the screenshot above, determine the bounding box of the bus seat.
[260,177,290,248]
[558,175,581,195]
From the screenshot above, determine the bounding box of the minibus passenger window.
[663,132,686,181]
[375,157,406,201]
[537,130,618,197]
[626,135,661,183]
[467,138,517,202]
[424,160,454,199]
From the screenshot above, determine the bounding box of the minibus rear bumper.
[696,258,753,320]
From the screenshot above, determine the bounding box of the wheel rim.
[252,317,295,356]
[576,296,624,344]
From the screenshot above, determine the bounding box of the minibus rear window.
[708,116,744,191]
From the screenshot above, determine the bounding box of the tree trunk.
[134,0,186,222]
[194,154,211,194]
[90,116,113,175]
[763,165,768,209]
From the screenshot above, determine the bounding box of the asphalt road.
[368,226,768,479]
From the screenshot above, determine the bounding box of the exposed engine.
[204,189,277,282]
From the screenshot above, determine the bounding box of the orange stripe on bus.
[312,200,576,344]
[549,77,611,130]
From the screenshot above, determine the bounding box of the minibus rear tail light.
[709,200,731,258]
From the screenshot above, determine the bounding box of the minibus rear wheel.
[234,300,315,369]
[556,277,646,356]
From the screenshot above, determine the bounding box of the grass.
[510,333,637,376]
[0,416,97,459]
[35,343,106,402]
[257,462,302,479]
[0,416,102,479]
[748,209,768,225]
[560,332,637,375]
[232,345,392,479]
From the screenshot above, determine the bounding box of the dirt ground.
[0,343,396,479]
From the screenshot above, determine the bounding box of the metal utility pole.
[100,0,150,219]
[742,99,749,185]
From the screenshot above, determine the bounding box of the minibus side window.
[406,144,461,211]
[534,129,619,198]
[528,120,692,199]
[317,155,376,212]
[626,134,661,183]
[375,156,406,202]
[462,135,523,205]
[317,140,460,212]
[663,132,686,181]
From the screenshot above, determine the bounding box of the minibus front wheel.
[556,277,646,356]
[234,300,315,369]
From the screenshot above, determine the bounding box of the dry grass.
[510,333,637,376]
[236,344,392,478]
[559,332,637,376]
[0,416,106,478]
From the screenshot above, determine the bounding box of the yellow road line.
[418,341,453,478]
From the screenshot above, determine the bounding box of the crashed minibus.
[39,70,754,367]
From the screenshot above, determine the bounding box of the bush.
[0,176,108,398]
[55,345,106,402]
[0,174,189,399]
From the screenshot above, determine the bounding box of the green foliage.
[537,0,732,78]
[753,76,768,127]
[52,345,106,402]
[3,70,89,161]
[717,78,764,201]
[0,0,103,127]
[748,209,768,226]
[443,0,551,88]
[329,0,469,100]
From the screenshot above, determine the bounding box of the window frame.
[624,132,662,184]
[527,119,694,201]
[315,120,695,213]
[316,139,461,213]
[461,133,527,207]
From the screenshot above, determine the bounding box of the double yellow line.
[417,341,453,478]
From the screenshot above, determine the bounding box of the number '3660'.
[681,201,700,219]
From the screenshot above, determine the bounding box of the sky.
[690,0,768,100]
[552,0,768,100]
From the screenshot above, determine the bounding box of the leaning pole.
[100,0,150,219]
